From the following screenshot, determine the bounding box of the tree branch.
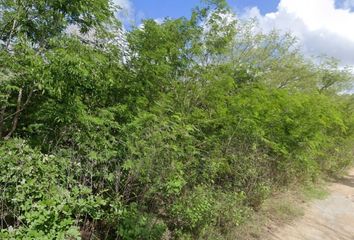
[5,19,17,50]
[4,88,23,140]
[0,105,6,139]
[3,88,34,122]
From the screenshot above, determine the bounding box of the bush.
[0,140,106,239]
[1,1,353,239]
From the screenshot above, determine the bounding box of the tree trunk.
[4,88,23,140]
[0,106,6,139]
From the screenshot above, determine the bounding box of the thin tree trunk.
[4,88,22,140]
[3,88,34,122]
[0,105,6,139]
[5,19,17,50]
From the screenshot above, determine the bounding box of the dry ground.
[269,168,354,240]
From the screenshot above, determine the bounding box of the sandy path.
[270,168,354,240]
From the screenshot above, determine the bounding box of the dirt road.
[270,168,354,240]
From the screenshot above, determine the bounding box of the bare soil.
[269,168,354,240]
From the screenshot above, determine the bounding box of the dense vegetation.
[1,0,354,239]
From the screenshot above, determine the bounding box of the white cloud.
[112,0,135,23]
[244,0,354,65]
[112,0,133,14]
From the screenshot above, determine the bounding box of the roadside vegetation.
[0,0,353,239]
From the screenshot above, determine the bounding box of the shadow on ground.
[336,174,354,188]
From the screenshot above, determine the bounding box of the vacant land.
[270,168,354,240]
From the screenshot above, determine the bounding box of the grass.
[226,182,329,240]
[302,184,329,201]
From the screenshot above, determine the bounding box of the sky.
[114,0,279,23]
[127,0,279,19]
[114,0,354,66]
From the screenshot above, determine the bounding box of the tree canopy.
[0,1,353,239]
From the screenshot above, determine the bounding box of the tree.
[0,0,119,140]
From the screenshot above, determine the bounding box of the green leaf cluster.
[1,1,354,239]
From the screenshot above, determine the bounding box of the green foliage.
[117,204,166,240]
[169,186,214,235]
[0,140,93,239]
[0,0,354,239]
[0,0,116,45]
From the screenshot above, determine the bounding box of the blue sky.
[131,0,280,20]
[116,0,354,66]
